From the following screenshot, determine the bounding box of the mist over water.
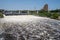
[0,15,60,40]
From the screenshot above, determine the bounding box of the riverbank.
[0,13,4,18]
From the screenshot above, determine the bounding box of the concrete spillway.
[0,15,60,40]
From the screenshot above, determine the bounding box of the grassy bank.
[39,11,59,19]
[31,10,60,20]
[0,12,4,18]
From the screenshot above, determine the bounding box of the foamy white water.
[0,15,60,40]
[0,15,50,23]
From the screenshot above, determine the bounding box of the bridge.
[4,10,39,15]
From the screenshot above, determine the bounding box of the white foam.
[0,15,50,23]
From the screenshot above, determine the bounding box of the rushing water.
[0,15,60,40]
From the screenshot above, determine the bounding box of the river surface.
[0,15,60,40]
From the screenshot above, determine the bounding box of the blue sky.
[0,0,60,10]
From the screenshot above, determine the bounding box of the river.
[0,15,60,40]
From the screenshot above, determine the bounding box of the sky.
[0,0,60,10]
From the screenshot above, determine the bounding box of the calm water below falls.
[0,15,60,40]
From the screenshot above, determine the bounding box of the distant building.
[42,4,48,11]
